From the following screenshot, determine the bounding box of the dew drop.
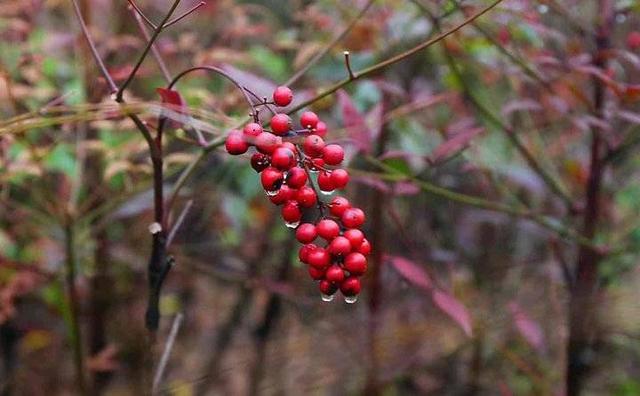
[265,189,280,197]
[321,293,335,302]
[320,189,334,196]
[344,295,358,304]
[285,221,300,228]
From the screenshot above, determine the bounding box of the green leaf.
[44,144,77,177]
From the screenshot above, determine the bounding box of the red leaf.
[508,302,545,352]
[337,90,372,153]
[156,88,185,107]
[387,255,432,291]
[428,127,483,165]
[432,289,473,337]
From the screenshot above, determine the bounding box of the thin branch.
[287,0,504,114]
[70,0,117,92]
[127,0,157,29]
[343,51,355,80]
[152,313,184,394]
[167,199,193,246]
[116,0,182,101]
[284,0,375,87]
[130,6,172,83]
[164,1,206,28]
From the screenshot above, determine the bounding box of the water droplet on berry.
[309,168,319,174]
[265,188,280,197]
[321,293,334,302]
[344,295,358,304]
[320,189,334,196]
[285,221,300,228]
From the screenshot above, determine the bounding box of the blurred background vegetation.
[1,0,640,395]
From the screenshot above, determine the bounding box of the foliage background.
[1,0,640,395]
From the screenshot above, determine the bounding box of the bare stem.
[343,51,355,80]
[152,313,184,394]
[164,2,206,28]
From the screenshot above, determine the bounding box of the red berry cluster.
[224,86,370,303]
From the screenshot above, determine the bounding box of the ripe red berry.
[325,264,345,283]
[627,31,640,50]
[255,132,280,154]
[299,243,317,263]
[329,197,350,217]
[307,247,330,269]
[344,252,367,276]
[341,207,365,228]
[261,167,284,192]
[317,171,335,192]
[225,131,248,155]
[319,279,338,296]
[310,158,325,171]
[251,153,270,172]
[286,167,307,189]
[281,200,302,224]
[271,147,296,170]
[328,236,351,256]
[296,223,317,243]
[308,266,326,280]
[340,276,361,296]
[358,238,371,255]
[300,111,319,129]
[322,144,344,165]
[330,169,349,189]
[316,219,340,240]
[296,186,317,208]
[243,122,263,137]
[303,135,325,157]
[269,185,295,205]
[315,121,327,137]
[343,229,364,249]
[271,113,292,135]
[273,86,293,107]
[281,141,296,152]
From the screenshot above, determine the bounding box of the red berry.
[243,122,263,137]
[319,279,338,296]
[286,167,308,189]
[271,113,292,135]
[300,111,319,129]
[315,121,327,137]
[273,86,293,107]
[255,132,280,154]
[328,236,351,256]
[343,229,364,249]
[307,247,330,269]
[358,238,371,255]
[271,147,296,170]
[281,141,296,152]
[250,153,270,172]
[303,135,325,157]
[261,167,284,192]
[330,169,349,189]
[308,266,326,280]
[269,185,295,205]
[296,223,317,243]
[627,31,640,50]
[296,186,317,208]
[341,207,365,228]
[329,197,350,217]
[322,144,344,165]
[310,158,325,171]
[325,264,345,283]
[225,131,248,155]
[281,200,302,224]
[340,276,361,296]
[317,171,335,192]
[316,219,340,240]
[299,243,317,263]
[344,252,367,276]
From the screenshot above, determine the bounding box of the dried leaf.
[337,90,371,153]
[508,302,545,352]
[428,127,483,165]
[432,289,473,337]
[387,255,432,291]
